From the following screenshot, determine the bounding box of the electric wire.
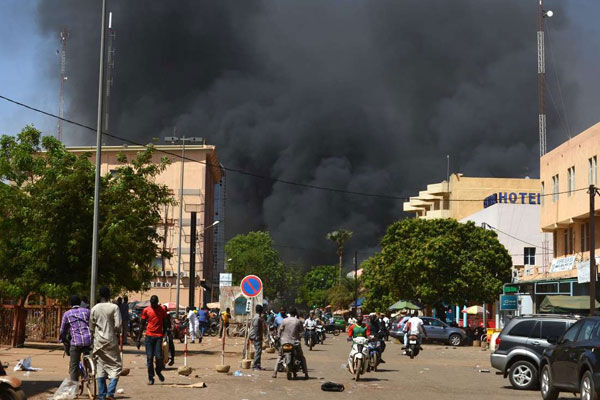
[0,93,588,202]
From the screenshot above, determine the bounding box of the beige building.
[68,145,222,308]
[403,174,540,220]
[535,122,600,283]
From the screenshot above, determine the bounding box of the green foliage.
[225,231,287,300]
[296,265,337,307]
[362,218,512,311]
[327,283,354,311]
[0,126,174,300]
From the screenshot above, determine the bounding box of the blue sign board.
[500,295,518,311]
[484,192,540,208]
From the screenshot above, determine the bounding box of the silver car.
[390,316,466,346]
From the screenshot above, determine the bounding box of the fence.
[0,305,67,347]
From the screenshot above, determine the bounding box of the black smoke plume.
[36,0,599,267]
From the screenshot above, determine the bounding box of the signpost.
[500,295,518,311]
[240,275,262,365]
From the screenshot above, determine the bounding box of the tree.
[362,218,512,312]
[326,229,353,282]
[327,281,355,311]
[225,231,287,300]
[0,126,174,302]
[296,265,337,308]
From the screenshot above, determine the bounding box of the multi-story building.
[403,173,541,220]
[68,144,222,308]
[519,122,600,307]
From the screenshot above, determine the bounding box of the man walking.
[119,295,130,345]
[250,304,265,370]
[186,306,199,343]
[138,295,167,385]
[272,308,308,379]
[90,286,122,400]
[163,304,175,366]
[59,295,92,383]
[197,306,209,339]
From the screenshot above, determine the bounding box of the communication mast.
[103,12,116,132]
[57,28,68,142]
[537,0,553,157]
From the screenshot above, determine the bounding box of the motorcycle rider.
[404,311,427,353]
[303,311,318,346]
[347,317,370,371]
[368,313,386,363]
[272,308,308,379]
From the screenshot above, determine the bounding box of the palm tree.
[326,229,353,282]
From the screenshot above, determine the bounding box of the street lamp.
[165,135,203,318]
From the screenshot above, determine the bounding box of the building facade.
[403,174,541,220]
[68,145,222,308]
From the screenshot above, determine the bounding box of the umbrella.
[462,305,484,315]
[388,300,422,311]
[163,302,186,311]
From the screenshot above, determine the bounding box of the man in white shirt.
[403,311,427,354]
[303,311,318,346]
[186,307,199,343]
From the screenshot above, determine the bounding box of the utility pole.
[590,185,598,315]
[353,251,358,308]
[90,0,107,306]
[189,212,197,309]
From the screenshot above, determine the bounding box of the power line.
[0,93,586,202]
[483,223,545,249]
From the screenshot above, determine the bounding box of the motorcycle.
[0,360,26,400]
[305,326,317,351]
[268,327,281,351]
[324,324,341,336]
[348,336,369,381]
[367,336,382,372]
[406,334,420,359]
[316,325,325,344]
[281,342,303,380]
[172,318,188,343]
[128,313,140,342]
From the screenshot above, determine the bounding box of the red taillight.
[495,336,502,347]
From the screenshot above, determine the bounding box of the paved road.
[5,334,551,399]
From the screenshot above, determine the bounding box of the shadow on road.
[22,379,63,398]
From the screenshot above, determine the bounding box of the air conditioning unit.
[164,282,172,288]
[157,271,164,277]
[180,272,188,278]
[155,282,163,288]
[165,271,173,277]
[150,282,156,288]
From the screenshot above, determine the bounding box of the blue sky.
[0,0,59,137]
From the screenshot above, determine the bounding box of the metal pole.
[590,185,596,316]
[353,251,358,308]
[90,0,107,307]
[537,0,547,157]
[189,211,197,309]
[175,139,186,318]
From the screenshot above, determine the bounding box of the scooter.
[367,336,382,372]
[348,337,369,381]
[281,342,303,380]
[406,334,420,359]
[0,360,26,400]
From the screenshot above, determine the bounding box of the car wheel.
[581,371,599,400]
[448,333,462,347]
[508,360,538,390]
[540,364,559,400]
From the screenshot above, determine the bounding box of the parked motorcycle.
[172,318,188,343]
[406,334,420,359]
[0,360,26,400]
[281,342,303,380]
[348,337,369,381]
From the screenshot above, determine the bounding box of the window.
[541,182,545,206]
[524,247,536,265]
[589,156,598,186]
[564,229,569,255]
[561,320,583,343]
[569,227,574,254]
[553,232,557,258]
[429,319,444,327]
[552,175,559,202]
[508,320,536,337]
[576,320,599,342]
[541,321,567,340]
[581,223,590,252]
[567,166,575,196]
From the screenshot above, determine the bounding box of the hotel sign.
[484,192,541,208]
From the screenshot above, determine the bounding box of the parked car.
[388,316,465,346]
[490,314,578,390]
[539,317,600,400]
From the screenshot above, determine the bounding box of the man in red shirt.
[137,295,167,385]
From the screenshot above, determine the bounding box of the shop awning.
[539,295,600,313]
[388,300,422,311]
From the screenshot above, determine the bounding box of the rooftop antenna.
[57,28,69,142]
[538,0,553,156]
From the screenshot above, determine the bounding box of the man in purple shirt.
[60,295,92,382]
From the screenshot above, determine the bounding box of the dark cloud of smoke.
[35,0,600,267]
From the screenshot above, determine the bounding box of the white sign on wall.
[549,256,576,273]
[219,273,232,288]
[577,257,600,284]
